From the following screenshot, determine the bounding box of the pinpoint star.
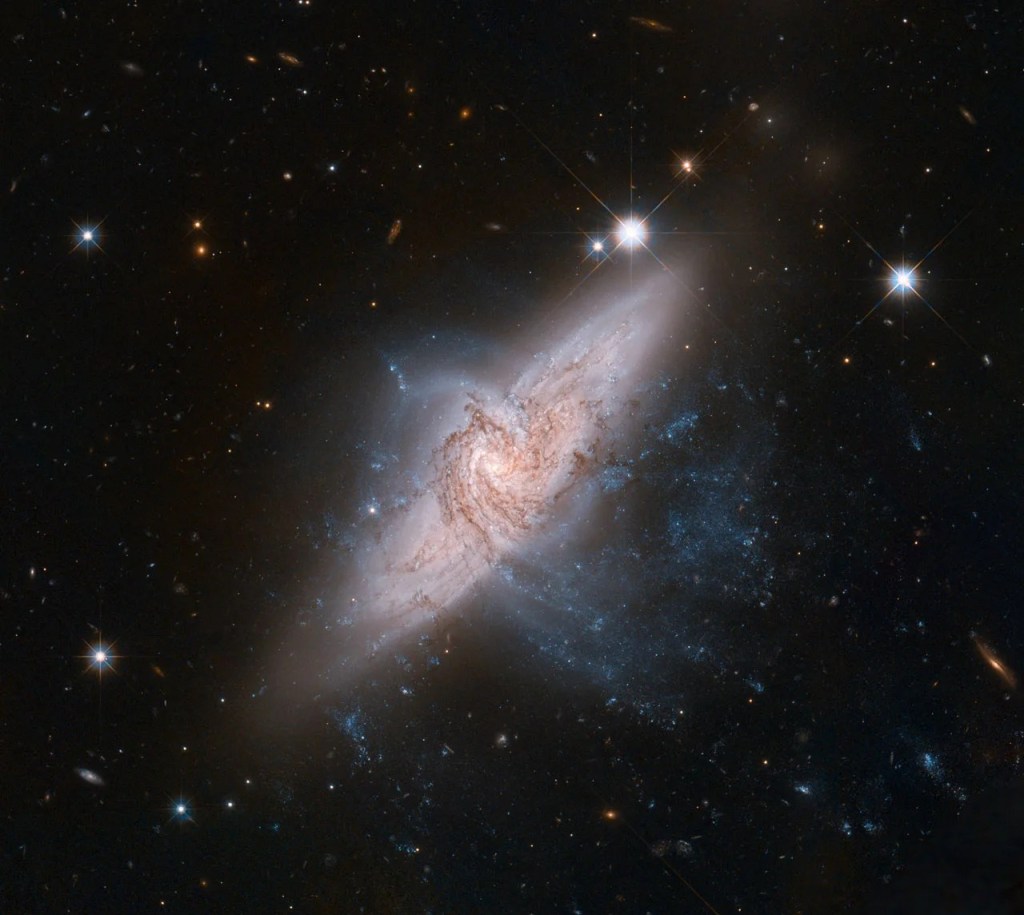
[584,236,610,262]
[80,637,120,679]
[827,211,976,353]
[69,217,106,257]
[168,797,195,825]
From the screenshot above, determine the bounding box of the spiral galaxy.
[303,273,687,681]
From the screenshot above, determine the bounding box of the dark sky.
[3,2,1022,913]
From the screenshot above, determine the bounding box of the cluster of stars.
[71,629,252,827]
[68,216,226,261]
[585,216,648,261]
[504,96,979,375]
[187,217,212,258]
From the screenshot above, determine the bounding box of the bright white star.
[832,211,975,354]
[81,638,118,677]
[616,218,646,248]
[70,217,105,256]
[168,797,195,824]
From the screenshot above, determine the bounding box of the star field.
[3,2,1023,913]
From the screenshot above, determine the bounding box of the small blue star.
[169,798,194,824]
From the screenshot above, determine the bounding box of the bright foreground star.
[285,273,683,692]
[81,638,118,677]
[168,798,195,825]
[70,217,105,255]
[615,217,646,248]
[894,268,914,290]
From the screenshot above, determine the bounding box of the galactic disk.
[303,272,685,690]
